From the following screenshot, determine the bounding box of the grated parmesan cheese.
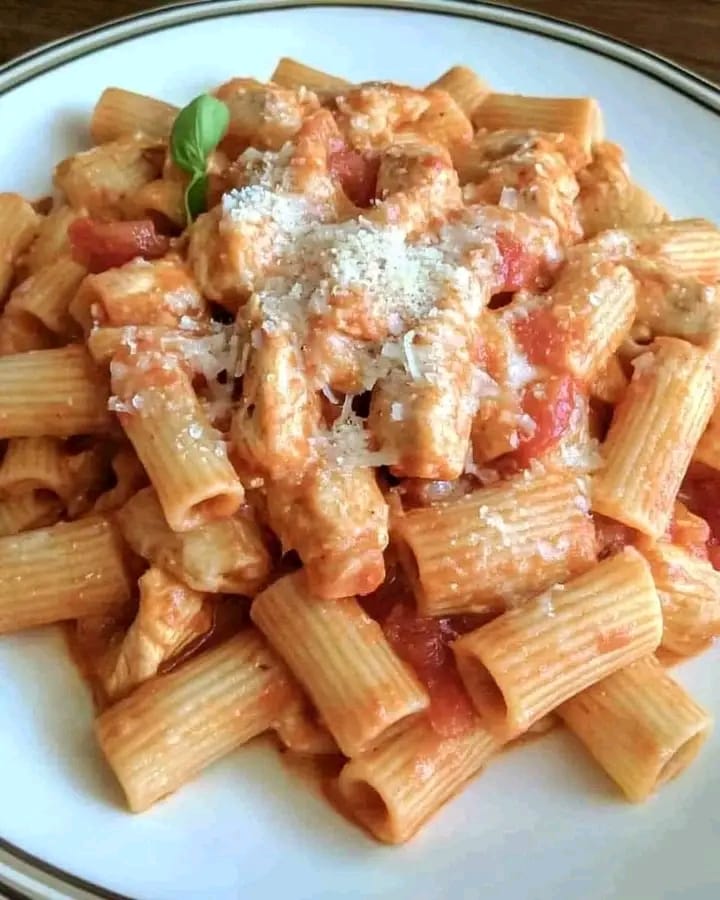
[312,400,399,469]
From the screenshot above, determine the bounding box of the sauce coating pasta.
[0,59,716,846]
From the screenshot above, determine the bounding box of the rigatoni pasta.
[0,193,39,302]
[90,87,179,144]
[559,656,712,802]
[592,338,714,537]
[112,359,244,531]
[337,718,500,844]
[96,629,298,812]
[251,571,428,756]
[394,471,596,616]
[472,92,601,154]
[0,60,717,848]
[0,516,133,632]
[0,346,112,438]
[636,537,720,656]
[452,548,662,738]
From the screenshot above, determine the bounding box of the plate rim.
[0,1,718,898]
[0,0,719,108]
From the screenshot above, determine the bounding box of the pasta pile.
[0,58,719,844]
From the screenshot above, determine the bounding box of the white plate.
[1,2,719,898]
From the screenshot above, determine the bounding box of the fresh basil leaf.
[171,93,229,222]
[171,94,229,173]
[185,172,209,223]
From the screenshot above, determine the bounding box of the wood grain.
[0,1,718,85]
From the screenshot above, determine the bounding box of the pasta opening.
[456,653,508,721]
[185,491,243,528]
[656,729,709,788]
[393,535,427,610]
[339,776,391,838]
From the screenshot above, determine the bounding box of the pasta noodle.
[559,656,712,801]
[427,66,491,118]
[91,87,179,143]
[452,548,662,737]
[112,359,244,531]
[338,718,500,843]
[0,516,133,633]
[251,571,428,756]
[636,537,720,656]
[0,60,715,844]
[592,338,714,537]
[0,193,39,303]
[394,471,596,616]
[472,93,601,155]
[96,629,298,812]
[0,346,112,438]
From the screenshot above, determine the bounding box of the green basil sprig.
[170,94,230,223]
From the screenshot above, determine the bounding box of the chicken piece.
[103,567,212,701]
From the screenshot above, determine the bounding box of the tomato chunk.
[511,303,569,371]
[495,230,548,293]
[69,217,170,274]
[328,146,379,208]
[513,375,579,468]
[382,604,477,738]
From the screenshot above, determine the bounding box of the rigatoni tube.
[426,66,491,118]
[90,87,179,144]
[6,256,86,336]
[592,338,714,538]
[0,515,133,633]
[558,656,712,801]
[472,93,600,155]
[628,218,720,282]
[0,346,112,438]
[394,471,596,616]
[337,718,499,844]
[0,437,68,500]
[270,57,350,95]
[637,538,720,656]
[113,361,244,531]
[452,548,662,738]
[0,193,39,302]
[693,402,720,471]
[251,571,428,757]
[96,629,298,812]
[0,493,63,537]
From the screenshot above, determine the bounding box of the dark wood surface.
[0,0,718,85]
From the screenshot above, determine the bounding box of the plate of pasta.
[1,1,720,899]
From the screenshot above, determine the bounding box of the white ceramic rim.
[0,2,718,897]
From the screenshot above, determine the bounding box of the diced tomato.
[511,303,569,371]
[513,375,579,468]
[327,146,380,208]
[382,604,477,738]
[69,217,170,274]
[494,230,546,293]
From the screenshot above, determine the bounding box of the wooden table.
[0,0,718,84]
